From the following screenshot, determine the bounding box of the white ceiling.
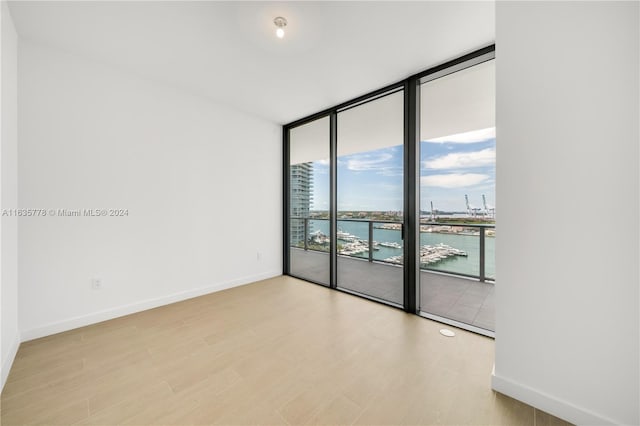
[289,58,495,165]
[8,1,495,124]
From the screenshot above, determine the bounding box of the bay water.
[309,219,495,279]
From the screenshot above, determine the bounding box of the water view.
[300,219,495,280]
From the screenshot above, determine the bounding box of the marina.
[297,219,495,279]
[384,243,468,266]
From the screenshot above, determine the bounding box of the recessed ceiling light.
[274,16,287,39]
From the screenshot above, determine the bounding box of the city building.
[289,162,313,245]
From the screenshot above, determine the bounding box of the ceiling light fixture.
[274,16,287,39]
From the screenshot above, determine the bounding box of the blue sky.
[311,128,495,213]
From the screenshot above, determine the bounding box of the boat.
[379,242,402,249]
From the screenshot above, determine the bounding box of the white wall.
[494,2,639,425]
[1,0,20,390]
[18,40,282,339]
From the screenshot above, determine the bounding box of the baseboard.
[20,271,281,342]
[491,371,618,425]
[1,331,21,391]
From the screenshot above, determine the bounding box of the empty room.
[1,1,638,425]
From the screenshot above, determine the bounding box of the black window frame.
[283,44,496,317]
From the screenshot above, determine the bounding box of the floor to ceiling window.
[336,90,405,306]
[288,116,331,286]
[418,55,496,333]
[284,46,495,336]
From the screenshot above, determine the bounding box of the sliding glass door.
[336,90,405,306]
[284,46,495,335]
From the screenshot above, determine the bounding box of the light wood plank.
[1,276,569,425]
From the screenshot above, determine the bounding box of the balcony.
[289,218,495,333]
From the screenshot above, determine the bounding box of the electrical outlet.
[92,278,103,290]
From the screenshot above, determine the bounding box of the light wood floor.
[1,276,571,425]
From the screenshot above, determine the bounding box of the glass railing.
[291,217,495,282]
[290,218,330,252]
[420,222,495,282]
[337,219,403,265]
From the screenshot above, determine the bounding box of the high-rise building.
[290,162,314,245]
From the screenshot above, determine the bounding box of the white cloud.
[378,167,403,177]
[425,127,495,144]
[421,173,489,188]
[345,153,393,171]
[423,148,495,170]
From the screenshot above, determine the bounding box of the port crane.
[482,194,495,219]
[465,194,482,217]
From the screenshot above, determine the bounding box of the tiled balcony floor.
[290,247,495,332]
